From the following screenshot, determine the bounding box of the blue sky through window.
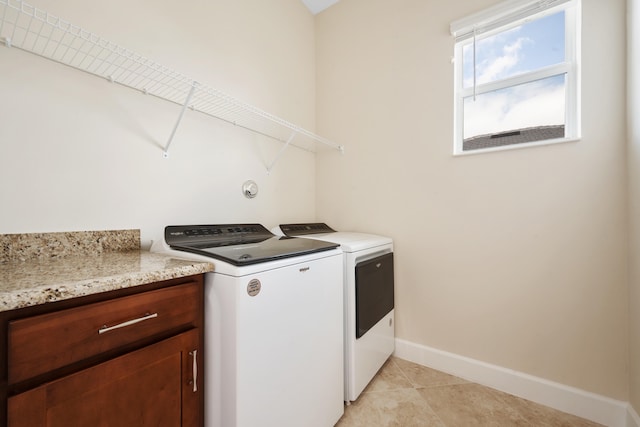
[461,10,566,139]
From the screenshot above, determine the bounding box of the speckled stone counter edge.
[1,252,214,311]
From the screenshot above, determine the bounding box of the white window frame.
[451,0,581,155]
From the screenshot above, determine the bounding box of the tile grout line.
[391,357,455,427]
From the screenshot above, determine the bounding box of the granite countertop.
[0,229,214,312]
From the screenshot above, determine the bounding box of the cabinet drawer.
[8,281,199,385]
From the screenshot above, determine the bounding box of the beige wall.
[629,0,640,414]
[316,0,629,399]
[0,0,317,244]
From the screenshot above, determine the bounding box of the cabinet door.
[8,329,200,427]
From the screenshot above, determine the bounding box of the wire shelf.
[0,0,343,162]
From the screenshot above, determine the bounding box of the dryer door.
[355,253,394,339]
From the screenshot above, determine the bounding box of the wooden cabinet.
[1,276,204,427]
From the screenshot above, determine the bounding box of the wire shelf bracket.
[163,82,197,158]
[0,0,344,164]
[267,131,296,175]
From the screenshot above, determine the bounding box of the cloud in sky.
[464,78,565,138]
[477,37,531,84]
[463,27,530,87]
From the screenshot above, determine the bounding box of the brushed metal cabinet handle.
[98,312,158,334]
[189,350,198,392]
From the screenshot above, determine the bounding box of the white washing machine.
[274,223,395,403]
[151,224,344,427]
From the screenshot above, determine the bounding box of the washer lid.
[165,224,338,266]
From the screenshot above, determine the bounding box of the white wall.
[628,0,640,415]
[315,0,629,400]
[0,0,318,245]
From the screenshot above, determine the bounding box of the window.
[451,0,581,154]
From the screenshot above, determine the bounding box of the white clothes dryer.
[274,223,395,403]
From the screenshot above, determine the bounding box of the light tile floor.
[335,357,603,426]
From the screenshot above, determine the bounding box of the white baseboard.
[394,338,633,427]
[628,404,640,427]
